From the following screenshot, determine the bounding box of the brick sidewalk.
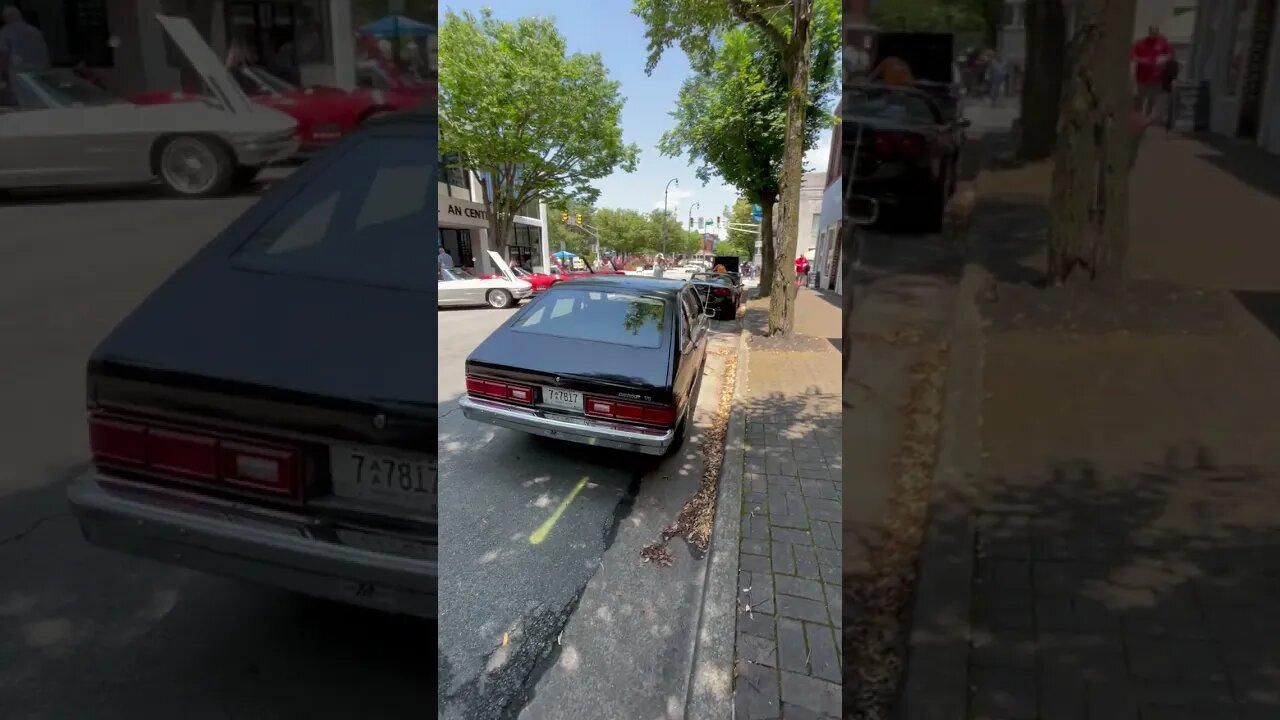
[733,289,843,720]
[909,131,1280,720]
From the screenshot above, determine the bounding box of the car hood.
[156,13,255,114]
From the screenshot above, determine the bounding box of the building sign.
[440,197,490,228]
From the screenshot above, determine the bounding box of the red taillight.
[88,413,300,496]
[584,397,677,428]
[466,375,535,405]
[873,132,926,159]
[713,287,731,297]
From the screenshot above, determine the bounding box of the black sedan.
[689,271,743,320]
[844,83,969,230]
[460,275,709,456]
[65,107,436,619]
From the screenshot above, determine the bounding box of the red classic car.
[130,65,432,153]
[548,263,627,281]
[478,266,560,293]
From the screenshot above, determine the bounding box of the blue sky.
[442,1,833,234]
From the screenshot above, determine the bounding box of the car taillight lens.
[873,131,926,159]
[466,375,535,405]
[88,413,300,496]
[713,287,731,297]
[584,397,677,428]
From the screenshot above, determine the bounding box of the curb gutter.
[685,324,751,720]
[896,258,989,719]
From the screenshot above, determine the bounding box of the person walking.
[795,255,810,288]
[438,246,454,278]
[1132,25,1171,116]
[0,5,50,100]
[985,51,1009,107]
[1160,52,1181,127]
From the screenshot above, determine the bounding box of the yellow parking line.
[529,476,590,545]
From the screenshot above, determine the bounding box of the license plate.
[329,447,436,514]
[541,386,583,412]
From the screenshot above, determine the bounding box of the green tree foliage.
[724,198,759,260]
[635,0,839,334]
[438,10,640,256]
[871,0,988,33]
[656,19,837,303]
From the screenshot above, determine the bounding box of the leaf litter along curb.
[844,341,948,720]
[640,351,739,568]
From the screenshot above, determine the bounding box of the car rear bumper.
[459,395,675,455]
[849,169,937,207]
[67,474,436,619]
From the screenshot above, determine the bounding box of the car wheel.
[486,289,514,309]
[231,165,262,187]
[157,135,233,198]
[665,359,706,456]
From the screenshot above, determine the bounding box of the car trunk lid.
[88,266,434,528]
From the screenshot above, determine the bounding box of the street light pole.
[687,202,700,230]
[662,178,679,256]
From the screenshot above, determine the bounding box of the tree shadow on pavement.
[902,448,1280,719]
[1196,134,1280,204]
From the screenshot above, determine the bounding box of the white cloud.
[652,187,695,210]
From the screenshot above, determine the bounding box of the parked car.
[689,271,744,320]
[0,15,298,198]
[548,263,626,281]
[439,251,533,309]
[131,63,430,154]
[479,265,560,294]
[460,275,710,455]
[844,82,967,229]
[66,105,435,619]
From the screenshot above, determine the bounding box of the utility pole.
[662,178,679,256]
[687,202,700,230]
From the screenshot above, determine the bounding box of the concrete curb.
[896,258,990,718]
[685,324,751,720]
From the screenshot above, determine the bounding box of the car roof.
[556,274,687,297]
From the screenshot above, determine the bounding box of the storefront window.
[509,225,542,271]
[440,228,474,270]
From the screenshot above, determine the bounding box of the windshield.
[511,288,667,349]
[511,266,531,278]
[19,70,118,108]
[846,87,938,125]
[440,268,474,281]
[234,65,297,95]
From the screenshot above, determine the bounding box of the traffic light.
[561,210,568,223]
[576,213,583,226]
[716,216,722,228]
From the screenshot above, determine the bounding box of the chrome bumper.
[459,395,675,455]
[233,137,300,166]
[67,474,436,619]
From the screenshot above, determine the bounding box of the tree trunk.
[1019,0,1067,161]
[757,192,777,299]
[1045,0,1136,287]
[767,0,813,336]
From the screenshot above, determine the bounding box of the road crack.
[0,512,68,547]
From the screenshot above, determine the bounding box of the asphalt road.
[0,177,433,720]
[437,301,739,719]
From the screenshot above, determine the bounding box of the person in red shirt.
[1132,26,1172,116]
[794,255,810,287]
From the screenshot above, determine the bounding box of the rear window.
[233,130,432,291]
[511,288,668,349]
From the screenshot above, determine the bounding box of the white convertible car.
[438,251,533,309]
[0,14,298,198]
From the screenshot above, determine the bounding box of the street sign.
[751,204,762,222]
[704,219,714,227]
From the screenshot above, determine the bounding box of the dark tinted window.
[233,131,432,291]
[511,288,667,349]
